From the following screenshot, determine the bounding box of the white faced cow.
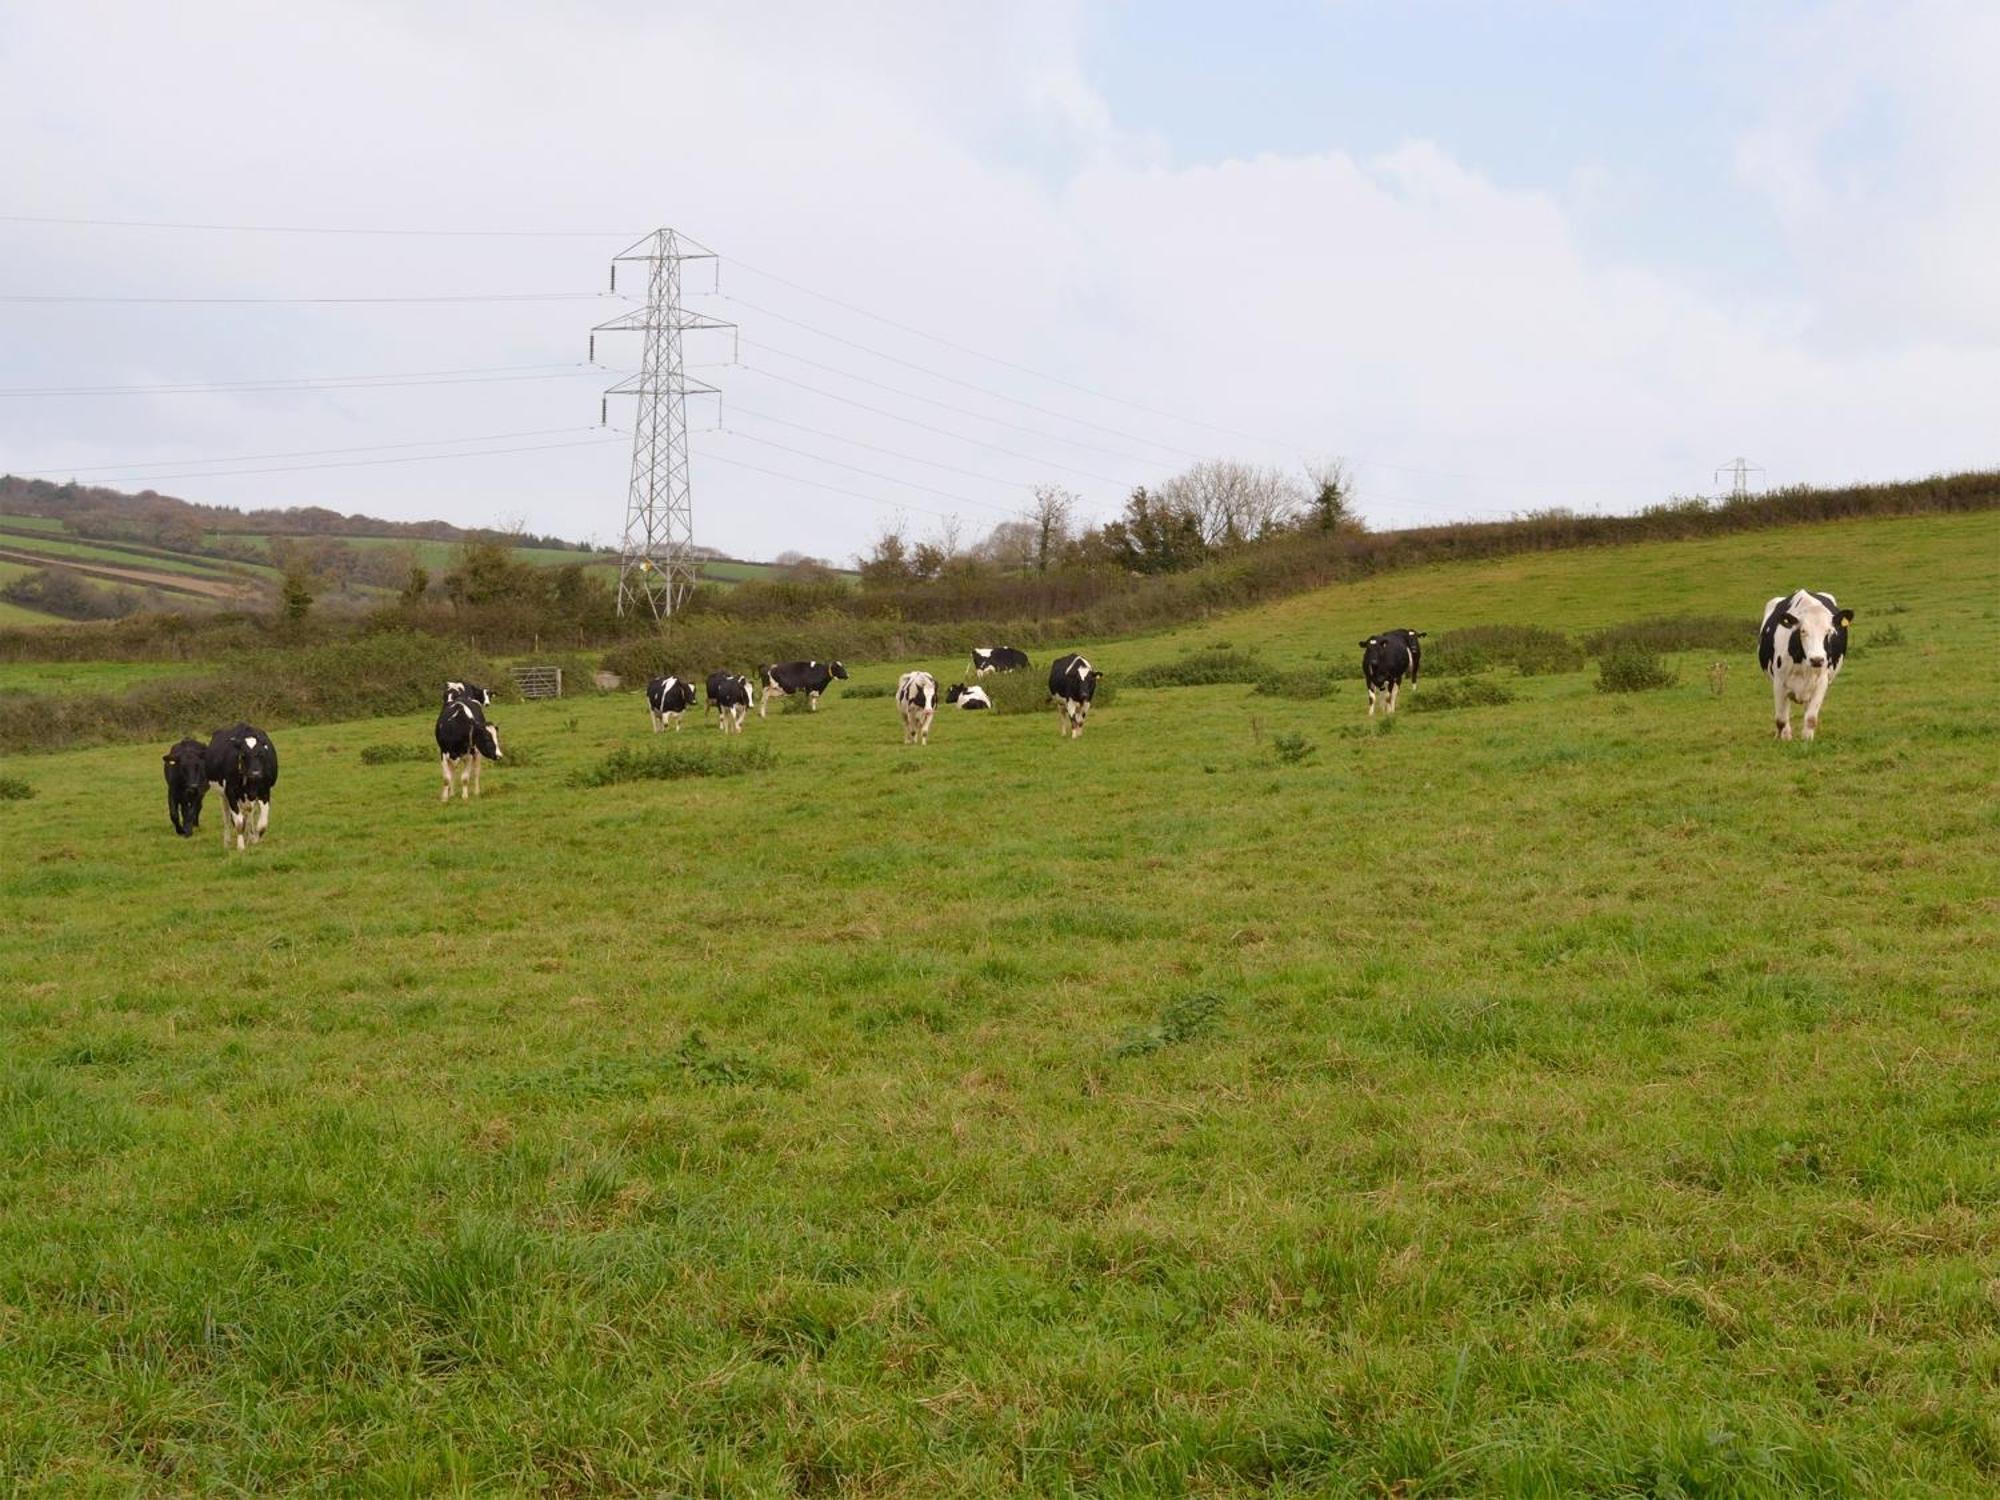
[757,660,847,718]
[435,696,503,802]
[896,671,938,745]
[971,646,1029,676]
[1759,590,1854,741]
[1049,653,1103,739]
[707,671,754,734]
[203,723,278,852]
[646,675,698,733]
[1359,629,1425,715]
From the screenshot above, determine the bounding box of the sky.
[0,0,1993,562]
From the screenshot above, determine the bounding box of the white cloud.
[0,0,1991,562]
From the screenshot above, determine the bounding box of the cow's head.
[234,743,275,801]
[1778,596,1855,670]
[946,683,967,703]
[477,720,503,760]
[831,661,849,680]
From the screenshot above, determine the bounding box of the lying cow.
[162,737,208,837]
[435,695,503,801]
[1359,628,1425,715]
[707,671,754,734]
[946,683,991,710]
[204,722,278,852]
[646,675,698,732]
[1049,653,1103,739]
[897,671,938,745]
[971,646,1029,676]
[757,659,848,717]
[1759,590,1854,741]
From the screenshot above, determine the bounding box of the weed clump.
[1597,646,1680,693]
[1409,679,1515,713]
[1271,731,1318,765]
[1126,646,1264,689]
[841,681,894,699]
[0,775,33,800]
[1429,624,1583,677]
[1112,991,1227,1058]
[571,741,775,787]
[1582,615,1742,656]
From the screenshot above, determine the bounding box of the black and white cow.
[945,683,991,710]
[443,680,492,708]
[435,695,503,802]
[971,646,1030,676]
[896,671,938,745]
[707,670,754,734]
[757,660,848,717]
[646,675,698,733]
[1359,629,1425,715]
[1049,653,1103,739]
[1759,589,1854,741]
[203,722,278,852]
[162,737,208,837]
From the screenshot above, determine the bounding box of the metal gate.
[511,665,564,700]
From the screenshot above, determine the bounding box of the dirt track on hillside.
[0,547,260,601]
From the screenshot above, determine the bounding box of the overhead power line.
[708,429,1017,517]
[0,361,597,398]
[58,436,622,487]
[0,213,635,238]
[694,449,1002,527]
[9,426,600,478]
[1,291,622,306]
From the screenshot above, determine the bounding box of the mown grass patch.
[570,740,776,787]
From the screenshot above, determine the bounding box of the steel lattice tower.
[593,229,733,620]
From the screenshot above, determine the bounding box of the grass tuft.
[1112,990,1228,1057]
[570,741,776,787]
[0,775,32,800]
[1409,678,1516,713]
[360,743,434,765]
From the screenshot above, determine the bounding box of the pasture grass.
[0,510,1996,1494]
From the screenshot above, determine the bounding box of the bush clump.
[979,669,1118,715]
[1428,624,1584,677]
[1408,678,1516,712]
[0,775,33,800]
[1126,646,1264,689]
[841,681,894,699]
[1582,615,1743,656]
[1271,731,1318,764]
[571,741,775,788]
[1597,647,1680,694]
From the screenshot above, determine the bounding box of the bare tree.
[1028,484,1077,572]
[1157,460,1305,546]
[975,518,1038,573]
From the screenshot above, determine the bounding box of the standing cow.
[1759,590,1854,741]
[1359,629,1425,715]
[757,660,848,717]
[162,737,208,837]
[896,671,938,745]
[707,671,754,734]
[646,675,698,732]
[435,696,503,802]
[971,646,1029,676]
[203,723,278,852]
[1049,653,1103,739]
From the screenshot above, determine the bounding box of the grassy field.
[0,525,258,582]
[0,660,209,698]
[1,511,1996,1494]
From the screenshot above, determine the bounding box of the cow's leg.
[651,709,662,733]
[1367,684,1378,717]
[759,687,771,720]
[1772,675,1792,740]
[1388,681,1400,714]
[809,692,820,712]
[670,711,681,733]
[1801,674,1831,742]
[221,799,233,852]
[441,753,454,802]
[253,798,270,844]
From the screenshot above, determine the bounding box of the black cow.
[757,659,847,717]
[435,696,503,802]
[203,723,278,852]
[646,675,698,733]
[162,737,208,837]
[971,646,1029,676]
[443,680,492,708]
[946,683,991,710]
[707,671,754,734]
[1049,653,1103,739]
[1359,629,1425,715]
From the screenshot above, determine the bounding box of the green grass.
[0,596,62,628]
[0,510,1996,1493]
[0,513,68,532]
[0,660,208,697]
[0,525,255,581]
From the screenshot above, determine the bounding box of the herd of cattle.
[158,590,1852,851]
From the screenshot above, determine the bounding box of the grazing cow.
[1048,653,1103,739]
[646,675,698,733]
[896,671,938,745]
[203,723,278,852]
[435,696,503,802]
[1359,629,1426,715]
[162,737,208,837]
[971,646,1030,677]
[945,683,991,710]
[707,671,754,734]
[443,680,492,707]
[1759,590,1854,741]
[757,659,848,717]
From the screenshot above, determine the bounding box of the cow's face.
[1779,598,1854,670]
[235,753,273,801]
[831,661,849,680]
[479,721,504,760]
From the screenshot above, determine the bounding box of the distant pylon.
[592,229,735,621]
[1714,456,1764,500]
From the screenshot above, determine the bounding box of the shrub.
[1126,646,1265,688]
[1428,624,1583,677]
[1409,679,1516,712]
[1271,732,1318,765]
[1582,615,1744,656]
[842,681,894,699]
[1597,647,1680,693]
[980,669,1118,716]
[0,775,33,800]
[360,743,434,765]
[570,741,775,788]
[1861,623,1906,652]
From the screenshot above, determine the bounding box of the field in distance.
[1,511,1995,1494]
